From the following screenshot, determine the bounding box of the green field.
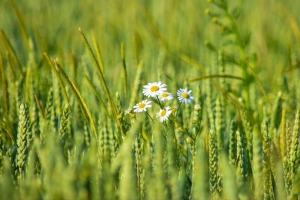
[1,0,300,199]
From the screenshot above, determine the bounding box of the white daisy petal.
[177,88,194,104]
[125,107,133,115]
[156,106,172,122]
[158,92,174,102]
[133,100,152,113]
[142,81,167,98]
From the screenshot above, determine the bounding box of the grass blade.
[54,59,98,140]
[78,28,125,137]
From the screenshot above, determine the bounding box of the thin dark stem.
[175,102,182,117]
[146,112,154,122]
[156,96,163,108]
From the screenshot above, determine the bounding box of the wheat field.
[0,0,300,199]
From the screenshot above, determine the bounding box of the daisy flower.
[142,82,167,98]
[158,92,174,102]
[177,88,194,104]
[156,106,172,122]
[133,100,152,113]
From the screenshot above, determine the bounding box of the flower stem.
[146,112,154,122]
[156,96,163,108]
[175,102,182,117]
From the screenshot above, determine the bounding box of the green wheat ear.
[280,109,286,160]
[206,79,215,131]
[134,133,143,199]
[236,129,251,188]
[252,126,263,199]
[16,103,30,183]
[215,97,224,153]
[83,121,91,148]
[270,91,282,134]
[60,103,71,160]
[229,121,237,165]
[208,128,219,198]
[115,92,125,141]
[242,112,253,161]
[192,87,202,139]
[53,77,63,117]
[289,109,300,183]
[44,88,55,129]
[262,120,274,199]
[283,121,292,195]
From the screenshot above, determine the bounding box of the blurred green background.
[1,0,300,97]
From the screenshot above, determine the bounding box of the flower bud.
[194,104,201,112]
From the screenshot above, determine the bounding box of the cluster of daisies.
[125,81,194,122]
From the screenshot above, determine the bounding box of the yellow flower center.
[160,110,166,117]
[182,93,189,99]
[150,86,159,92]
[162,93,169,98]
[139,103,146,108]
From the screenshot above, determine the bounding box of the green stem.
[156,96,163,108]
[175,102,182,118]
[146,112,154,122]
